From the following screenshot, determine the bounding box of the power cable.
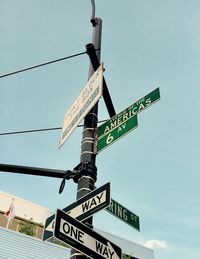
[0,119,108,136]
[0,51,86,79]
[0,127,62,136]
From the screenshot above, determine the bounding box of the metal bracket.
[86,43,116,118]
[73,161,97,183]
[59,162,97,194]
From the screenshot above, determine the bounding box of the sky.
[0,0,200,258]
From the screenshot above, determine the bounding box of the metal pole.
[71,3,102,259]
[0,164,69,178]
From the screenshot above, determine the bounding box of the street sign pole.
[71,3,102,258]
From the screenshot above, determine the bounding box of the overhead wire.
[0,51,86,79]
[0,119,108,136]
[0,127,62,136]
[0,47,105,137]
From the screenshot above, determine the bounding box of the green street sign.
[106,199,140,231]
[97,87,160,153]
[97,115,138,153]
[123,254,138,259]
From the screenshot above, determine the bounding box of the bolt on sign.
[97,87,160,153]
[59,63,104,148]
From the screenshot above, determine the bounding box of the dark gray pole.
[71,2,102,258]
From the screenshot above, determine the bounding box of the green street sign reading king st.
[106,199,140,231]
[97,87,160,153]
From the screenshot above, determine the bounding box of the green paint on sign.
[106,199,140,231]
[98,87,160,139]
[97,87,160,153]
[123,254,138,259]
[97,115,138,153]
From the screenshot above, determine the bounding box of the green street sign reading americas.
[97,87,160,153]
[97,115,138,153]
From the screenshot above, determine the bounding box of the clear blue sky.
[0,1,200,258]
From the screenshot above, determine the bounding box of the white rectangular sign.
[43,182,110,241]
[59,64,104,147]
[54,209,122,259]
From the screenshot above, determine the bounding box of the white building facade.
[0,192,154,259]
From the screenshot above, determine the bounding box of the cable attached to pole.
[0,51,86,79]
[0,119,108,136]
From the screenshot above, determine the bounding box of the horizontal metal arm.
[0,164,67,178]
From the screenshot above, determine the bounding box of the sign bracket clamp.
[86,43,116,118]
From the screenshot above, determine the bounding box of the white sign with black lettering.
[59,63,104,147]
[43,182,110,241]
[68,189,107,218]
[54,209,122,259]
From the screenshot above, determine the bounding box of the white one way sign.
[43,182,110,241]
[54,209,122,259]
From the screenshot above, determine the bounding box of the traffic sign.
[59,63,104,147]
[106,199,140,231]
[54,209,122,259]
[97,115,138,153]
[43,182,110,241]
[97,87,160,153]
